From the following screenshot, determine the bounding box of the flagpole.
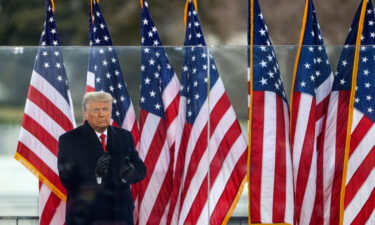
[247,0,254,224]
[50,0,55,12]
[339,1,368,225]
[290,0,309,131]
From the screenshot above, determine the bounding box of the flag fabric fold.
[290,1,334,225]
[15,0,76,224]
[137,1,182,224]
[323,1,375,224]
[166,1,248,225]
[248,0,294,224]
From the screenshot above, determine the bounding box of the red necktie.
[100,133,107,152]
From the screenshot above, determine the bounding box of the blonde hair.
[82,91,113,112]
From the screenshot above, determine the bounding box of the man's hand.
[95,152,111,178]
[119,157,135,183]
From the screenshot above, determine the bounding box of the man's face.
[84,101,112,133]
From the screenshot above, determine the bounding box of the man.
[58,91,146,225]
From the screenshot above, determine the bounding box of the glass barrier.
[0,45,347,224]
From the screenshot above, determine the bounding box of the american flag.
[137,1,181,224]
[323,0,375,224]
[15,1,76,225]
[290,1,334,225]
[166,2,248,225]
[248,0,294,224]
[86,0,139,141]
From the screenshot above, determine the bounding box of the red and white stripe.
[137,74,181,225]
[168,79,247,225]
[322,90,350,225]
[16,70,76,225]
[291,73,333,225]
[343,109,375,225]
[249,91,294,224]
[39,182,66,225]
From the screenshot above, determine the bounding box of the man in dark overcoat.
[58,91,146,225]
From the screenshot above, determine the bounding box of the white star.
[193,81,198,87]
[194,22,199,27]
[111,57,117,63]
[362,57,368,63]
[144,48,150,53]
[57,75,62,81]
[260,60,267,68]
[365,82,371,88]
[43,62,49,68]
[259,77,267,85]
[300,81,306,87]
[141,65,145,71]
[260,46,266,51]
[104,35,109,41]
[315,71,321,76]
[42,51,48,56]
[195,94,200,99]
[342,60,348,66]
[364,69,370,76]
[366,95,372,101]
[144,77,151,84]
[152,26,157,32]
[143,18,148,25]
[96,77,101,83]
[188,111,192,117]
[310,75,315,81]
[95,38,101,44]
[55,63,61,69]
[340,79,346,85]
[155,52,160,58]
[149,90,156,97]
[267,55,273,61]
[120,96,125,102]
[140,96,145,103]
[118,83,123,89]
[148,31,153,37]
[369,20,374,26]
[259,28,266,36]
[153,40,159,46]
[99,48,104,54]
[308,46,314,52]
[371,32,375,38]
[50,29,56,34]
[203,65,207,70]
[368,107,373,113]
[183,65,188,72]
[155,103,161,110]
[106,73,111,79]
[154,72,160,78]
[52,40,58,46]
[304,63,311,69]
[116,111,120,117]
[201,53,207,58]
[149,58,155,65]
[102,60,108,66]
[109,86,114,92]
[196,33,202,38]
[355,97,360,103]
[167,64,171,70]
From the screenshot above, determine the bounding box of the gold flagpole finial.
[184,0,198,26]
[140,0,144,9]
[50,0,56,12]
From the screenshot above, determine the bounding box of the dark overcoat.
[58,121,146,225]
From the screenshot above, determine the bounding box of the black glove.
[119,157,135,183]
[95,152,111,178]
